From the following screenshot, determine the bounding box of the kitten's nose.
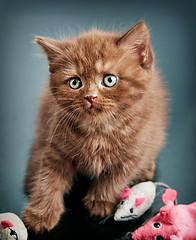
[85,95,97,104]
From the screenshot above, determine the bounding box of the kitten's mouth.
[85,107,102,117]
[86,102,102,112]
[87,106,102,113]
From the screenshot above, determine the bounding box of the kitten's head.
[36,21,154,124]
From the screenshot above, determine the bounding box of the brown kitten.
[23,21,168,233]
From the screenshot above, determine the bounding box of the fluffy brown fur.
[23,21,168,233]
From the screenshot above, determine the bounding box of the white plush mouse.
[114,181,156,221]
[100,181,157,224]
[0,213,27,240]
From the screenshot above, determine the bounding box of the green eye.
[103,75,117,87]
[69,78,82,89]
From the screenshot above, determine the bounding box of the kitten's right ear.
[35,36,64,60]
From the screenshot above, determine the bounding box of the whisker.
[59,105,82,134]
[57,107,83,149]
[49,103,82,143]
[49,113,69,144]
[42,107,65,134]
[55,98,74,101]
[42,102,80,134]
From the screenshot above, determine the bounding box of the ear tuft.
[34,36,64,60]
[117,20,153,68]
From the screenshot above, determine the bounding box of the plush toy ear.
[162,189,177,205]
[135,197,146,207]
[120,188,132,199]
[0,220,13,229]
[159,201,175,224]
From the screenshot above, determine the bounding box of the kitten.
[23,20,168,233]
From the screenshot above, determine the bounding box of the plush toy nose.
[85,95,97,103]
[129,208,134,213]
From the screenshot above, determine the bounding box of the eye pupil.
[103,75,117,87]
[108,77,112,83]
[69,78,82,89]
[153,222,161,228]
[73,80,77,85]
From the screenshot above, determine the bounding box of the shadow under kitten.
[27,171,159,240]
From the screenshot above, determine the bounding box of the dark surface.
[27,174,164,240]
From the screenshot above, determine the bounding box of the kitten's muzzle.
[85,95,97,104]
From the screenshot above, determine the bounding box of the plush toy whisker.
[120,214,138,219]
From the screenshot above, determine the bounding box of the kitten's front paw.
[22,205,63,233]
[84,196,115,218]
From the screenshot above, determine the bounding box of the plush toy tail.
[162,189,177,205]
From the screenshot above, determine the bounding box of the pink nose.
[85,95,97,103]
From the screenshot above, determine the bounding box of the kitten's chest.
[77,136,114,176]
[69,128,129,176]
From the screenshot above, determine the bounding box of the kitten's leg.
[83,169,134,218]
[22,156,75,233]
[24,149,43,195]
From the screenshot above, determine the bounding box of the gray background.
[0,0,195,217]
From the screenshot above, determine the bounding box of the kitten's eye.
[103,75,117,87]
[69,78,82,89]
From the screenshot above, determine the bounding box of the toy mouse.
[100,181,173,224]
[114,181,156,221]
[132,189,196,240]
[0,213,28,240]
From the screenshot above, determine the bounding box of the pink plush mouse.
[132,189,196,240]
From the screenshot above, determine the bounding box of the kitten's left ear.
[35,36,65,61]
[117,20,154,69]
